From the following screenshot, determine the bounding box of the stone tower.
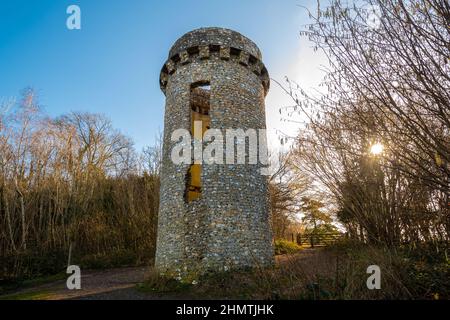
[155,27,274,276]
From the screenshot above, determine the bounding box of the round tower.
[155,27,274,276]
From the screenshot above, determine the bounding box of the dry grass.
[139,243,449,300]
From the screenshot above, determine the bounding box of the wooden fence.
[283,232,344,248]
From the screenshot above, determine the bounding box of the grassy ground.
[0,273,67,297]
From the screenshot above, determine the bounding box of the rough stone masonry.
[155,27,274,277]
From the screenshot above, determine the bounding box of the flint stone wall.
[155,27,274,276]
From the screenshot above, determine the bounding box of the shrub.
[274,240,302,255]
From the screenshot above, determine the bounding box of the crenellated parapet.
[160,28,270,95]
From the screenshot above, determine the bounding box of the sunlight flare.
[370,143,384,155]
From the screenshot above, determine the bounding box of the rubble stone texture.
[155,27,274,276]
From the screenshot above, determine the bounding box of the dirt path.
[2,248,327,300]
[1,267,153,300]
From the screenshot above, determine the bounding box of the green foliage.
[274,240,302,255]
[308,223,340,234]
[300,197,332,229]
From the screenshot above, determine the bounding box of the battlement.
[160,28,270,95]
[169,27,262,60]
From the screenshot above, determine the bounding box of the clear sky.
[0,0,326,151]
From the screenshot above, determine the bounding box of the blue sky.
[0,0,325,151]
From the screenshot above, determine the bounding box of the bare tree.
[269,152,310,239]
[281,0,449,246]
[0,89,160,280]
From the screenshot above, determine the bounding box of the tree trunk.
[15,179,26,250]
[2,186,16,252]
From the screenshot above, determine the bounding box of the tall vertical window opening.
[186,82,211,202]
